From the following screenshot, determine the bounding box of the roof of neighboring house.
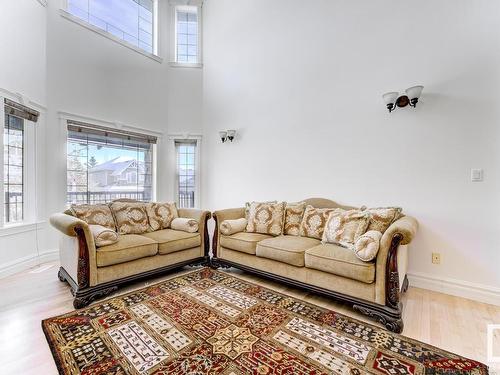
[90,157,143,176]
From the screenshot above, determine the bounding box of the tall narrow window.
[67,121,156,205]
[3,114,24,223]
[175,6,199,63]
[66,0,155,54]
[175,140,196,208]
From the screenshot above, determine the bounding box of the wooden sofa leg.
[353,304,404,334]
[209,257,230,270]
[73,286,118,309]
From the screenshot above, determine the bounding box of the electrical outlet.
[432,252,441,264]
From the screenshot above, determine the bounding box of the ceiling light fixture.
[382,85,424,113]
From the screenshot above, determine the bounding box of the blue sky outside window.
[67,0,154,54]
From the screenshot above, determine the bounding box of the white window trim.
[0,88,46,231]
[168,133,202,208]
[60,111,162,205]
[169,1,203,68]
[59,0,162,63]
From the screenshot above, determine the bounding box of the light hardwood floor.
[0,262,498,374]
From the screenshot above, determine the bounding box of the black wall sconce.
[382,85,424,113]
[219,130,236,143]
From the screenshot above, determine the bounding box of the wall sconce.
[219,129,236,143]
[382,85,424,113]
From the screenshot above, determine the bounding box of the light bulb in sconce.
[382,92,399,113]
[226,129,236,142]
[219,131,227,143]
[405,85,424,107]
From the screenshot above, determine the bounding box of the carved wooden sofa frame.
[210,198,417,333]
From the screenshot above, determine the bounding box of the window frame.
[61,112,160,207]
[59,0,162,63]
[0,96,37,229]
[168,134,202,209]
[169,2,203,68]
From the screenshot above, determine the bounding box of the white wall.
[44,0,202,249]
[0,0,49,273]
[202,0,500,300]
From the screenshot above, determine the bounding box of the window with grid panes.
[176,7,198,63]
[175,140,196,208]
[3,114,24,223]
[67,123,155,205]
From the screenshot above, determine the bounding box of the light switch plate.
[471,169,483,182]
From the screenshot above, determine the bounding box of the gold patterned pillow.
[70,204,116,230]
[246,201,285,236]
[365,207,403,233]
[299,205,336,239]
[322,209,371,248]
[110,202,150,234]
[283,202,306,236]
[145,202,178,231]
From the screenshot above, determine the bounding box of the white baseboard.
[407,271,500,307]
[0,250,58,279]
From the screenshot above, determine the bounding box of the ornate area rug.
[42,268,488,374]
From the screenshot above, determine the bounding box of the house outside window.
[3,114,24,223]
[65,0,158,56]
[67,121,156,205]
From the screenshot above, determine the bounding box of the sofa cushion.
[283,202,306,236]
[365,207,403,233]
[96,234,158,267]
[305,244,375,283]
[220,232,273,255]
[299,205,336,239]
[322,209,370,249]
[89,224,118,247]
[220,218,248,235]
[110,202,150,234]
[141,229,201,255]
[246,201,286,236]
[70,204,116,230]
[256,236,321,267]
[146,202,178,231]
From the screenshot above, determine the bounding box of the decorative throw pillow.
[322,208,371,248]
[146,202,178,231]
[299,205,336,240]
[354,230,383,262]
[89,224,119,247]
[365,207,403,233]
[110,202,150,234]
[220,218,248,235]
[283,202,306,236]
[246,201,285,236]
[70,204,116,230]
[171,218,199,233]
[245,200,277,220]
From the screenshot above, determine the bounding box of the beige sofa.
[50,203,211,308]
[212,198,418,333]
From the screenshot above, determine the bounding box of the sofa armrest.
[212,208,246,258]
[375,215,418,306]
[177,208,211,258]
[49,213,98,288]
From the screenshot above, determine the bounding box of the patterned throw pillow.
[322,209,371,248]
[70,204,116,230]
[145,202,179,231]
[246,201,285,236]
[299,205,336,240]
[354,230,383,262]
[283,202,306,236]
[171,218,199,233]
[110,202,150,234]
[365,207,403,233]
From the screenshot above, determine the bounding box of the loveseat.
[50,200,210,308]
[212,198,418,333]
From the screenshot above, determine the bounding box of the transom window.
[175,140,197,208]
[3,114,24,223]
[67,0,155,54]
[67,121,156,205]
[175,6,199,63]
